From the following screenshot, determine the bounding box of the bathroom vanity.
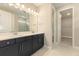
[0,3,43,56]
[0,33,44,56]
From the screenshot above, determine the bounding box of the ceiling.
[0,3,38,15]
[0,3,21,14]
[33,3,48,9]
[32,3,70,9]
[33,3,43,7]
[34,3,66,8]
[60,8,72,18]
[53,3,70,9]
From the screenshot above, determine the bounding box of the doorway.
[57,8,74,48]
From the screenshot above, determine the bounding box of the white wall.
[30,14,38,33]
[61,17,72,38]
[0,9,15,33]
[74,4,79,47]
[37,4,53,48]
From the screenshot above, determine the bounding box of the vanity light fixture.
[27,8,35,15]
[33,11,36,14]
[21,4,25,9]
[15,3,20,8]
[36,13,38,15]
[34,14,36,16]
[34,11,38,15]
[19,4,25,11]
[28,8,31,12]
[31,10,34,13]
[8,3,38,16]
[28,8,36,14]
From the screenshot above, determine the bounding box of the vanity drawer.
[0,39,16,48]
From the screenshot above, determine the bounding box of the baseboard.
[72,45,79,49]
[74,46,79,49]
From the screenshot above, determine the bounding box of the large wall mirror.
[16,11,30,32]
[0,3,38,33]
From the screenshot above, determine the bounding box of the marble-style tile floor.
[32,38,79,56]
[32,47,79,56]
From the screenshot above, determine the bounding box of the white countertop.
[0,32,44,41]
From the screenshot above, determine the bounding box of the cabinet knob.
[6,41,10,44]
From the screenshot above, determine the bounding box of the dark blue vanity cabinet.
[38,34,44,49]
[32,34,44,53]
[32,35,39,53]
[0,33,44,56]
[0,39,19,56]
[20,36,33,56]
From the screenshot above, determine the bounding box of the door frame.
[57,7,74,48]
[53,7,57,45]
[52,6,57,46]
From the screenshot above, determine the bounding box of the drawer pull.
[6,41,10,44]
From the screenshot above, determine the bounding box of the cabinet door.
[21,37,32,56]
[38,34,44,48]
[0,39,19,56]
[0,44,19,56]
[32,35,39,52]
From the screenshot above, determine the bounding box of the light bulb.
[34,14,36,16]
[31,10,34,13]
[33,11,36,14]
[21,4,25,8]
[36,13,38,15]
[28,8,31,12]
[15,3,21,9]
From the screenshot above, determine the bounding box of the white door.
[57,12,62,44]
